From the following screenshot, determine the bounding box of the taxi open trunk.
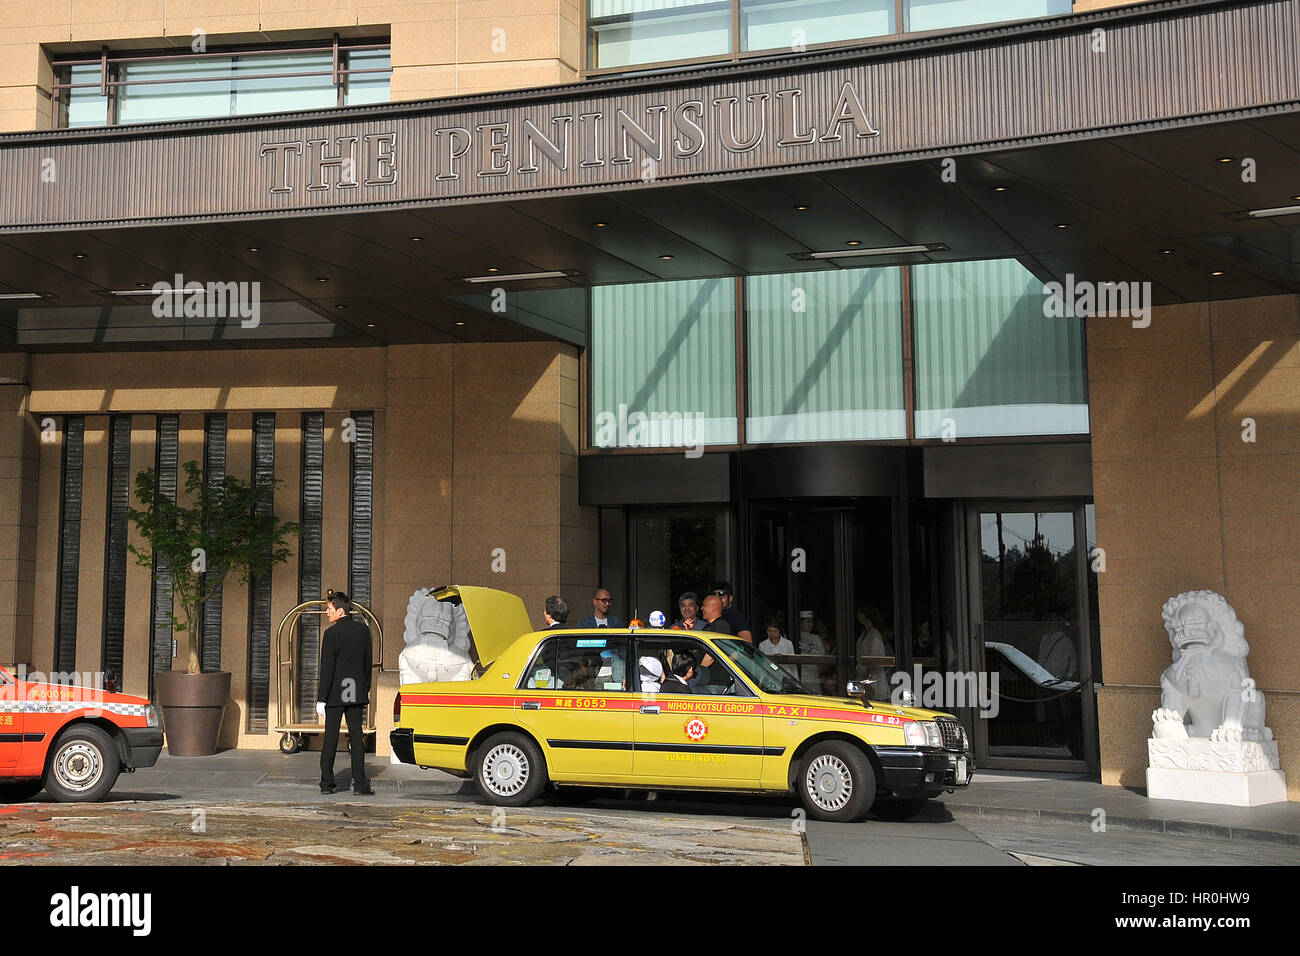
[431,585,533,669]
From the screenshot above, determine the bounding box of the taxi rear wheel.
[43,724,121,803]
[797,741,874,823]
[475,732,547,807]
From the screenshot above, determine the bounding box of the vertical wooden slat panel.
[101,415,131,685]
[53,415,84,676]
[149,414,179,693]
[200,413,227,673]
[247,413,276,732]
[296,412,325,722]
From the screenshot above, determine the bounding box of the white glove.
[316,701,326,717]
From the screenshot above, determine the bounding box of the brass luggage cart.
[273,599,384,754]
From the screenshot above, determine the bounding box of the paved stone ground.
[0,798,805,866]
[3,753,1297,866]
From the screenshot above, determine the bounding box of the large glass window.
[745,267,904,443]
[56,44,390,127]
[912,258,1088,439]
[906,0,1071,33]
[742,0,894,53]
[588,0,732,70]
[590,278,738,448]
[589,0,1070,71]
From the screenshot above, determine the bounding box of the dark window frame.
[582,0,1073,76]
[51,34,392,128]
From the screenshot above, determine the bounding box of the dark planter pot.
[156,671,231,756]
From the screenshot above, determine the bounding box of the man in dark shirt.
[578,587,625,628]
[712,581,753,643]
[700,595,732,634]
[317,591,373,795]
[543,595,571,629]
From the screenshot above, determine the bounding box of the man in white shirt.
[758,621,796,677]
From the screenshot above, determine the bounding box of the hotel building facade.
[0,0,1296,796]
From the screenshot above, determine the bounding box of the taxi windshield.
[714,639,816,696]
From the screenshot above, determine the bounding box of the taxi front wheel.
[44,724,121,803]
[475,732,547,807]
[797,741,875,823]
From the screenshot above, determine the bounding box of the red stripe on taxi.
[402,693,913,724]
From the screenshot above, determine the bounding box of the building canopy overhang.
[2,0,1299,350]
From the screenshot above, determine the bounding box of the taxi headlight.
[146,705,162,729]
[904,721,943,748]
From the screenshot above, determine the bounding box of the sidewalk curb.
[944,803,1300,847]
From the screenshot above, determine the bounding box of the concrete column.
[0,354,37,669]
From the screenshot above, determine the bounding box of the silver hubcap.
[482,744,529,797]
[805,754,853,812]
[53,741,103,792]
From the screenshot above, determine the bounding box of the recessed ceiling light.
[1211,270,1224,276]
[1291,195,1300,202]
[1159,248,1175,255]
[1217,157,1234,164]
[1247,204,1300,219]
[792,242,947,261]
[365,322,376,328]
[136,282,150,288]
[409,236,424,242]
[1054,223,1070,229]
[992,185,1009,192]
[658,255,674,261]
[73,253,87,259]
[594,222,608,228]
[463,269,576,283]
[335,305,347,310]
[246,246,260,253]
[486,267,499,273]
[845,240,862,246]
[455,321,465,326]
[315,277,329,283]
[793,205,809,211]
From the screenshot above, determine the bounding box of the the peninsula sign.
[257,81,880,197]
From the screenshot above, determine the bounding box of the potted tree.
[129,460,299,755]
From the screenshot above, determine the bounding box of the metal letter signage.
[253,77,880,200]
[1,2,1295,232]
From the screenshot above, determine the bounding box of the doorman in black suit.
[317,591,374,795]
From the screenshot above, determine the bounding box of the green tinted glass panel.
[906,0,1071,32]
[912,258,1088,438]
[742,0,894,52]
[588,0,731,69]
[745,267,905,443]
[344,49,391,106]
[61,65,109,128]
[591,278,738,448]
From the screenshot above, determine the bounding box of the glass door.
[968,505,1096,771]
[749,501,895,697]
[628,507,732,623]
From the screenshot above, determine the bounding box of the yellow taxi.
[391,586,973,823]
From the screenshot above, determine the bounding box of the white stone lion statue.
[1151,590,1270,743]
[398,588,475,685]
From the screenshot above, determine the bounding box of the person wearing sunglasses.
[578,586,625,628]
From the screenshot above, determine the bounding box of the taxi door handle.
[521,701,541,711]
[639,705,660,714]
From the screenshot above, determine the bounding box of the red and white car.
[0,665,163,802]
